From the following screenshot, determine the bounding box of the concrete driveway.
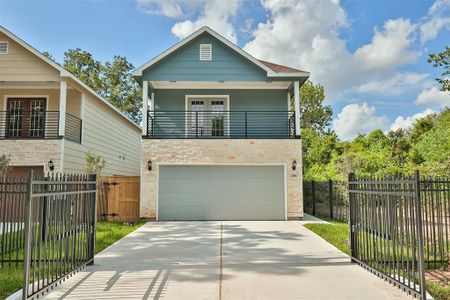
[43,221,412,300]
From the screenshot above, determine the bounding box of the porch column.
[293,81,301,136]
[142,80,148,136]
[59,80,67,137]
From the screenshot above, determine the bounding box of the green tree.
[412,108,450,175]
[63,48,104,94]
[0,154,11,180]
[428,46,450,92]
[42,51,58,63]
[103,56,142,122]
[85,151,106,176]
[43,49,142,123]
[299,81,333,132]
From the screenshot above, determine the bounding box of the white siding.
[63,93,140,176]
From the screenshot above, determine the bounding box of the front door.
[7,98,46,138]
[188,98,226,137]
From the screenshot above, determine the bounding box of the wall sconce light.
[48,160,55,171]
[292,160,297,171]
[147,159,152,171]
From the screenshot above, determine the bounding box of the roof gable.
[133,26,309,82]
[140,32,268,82]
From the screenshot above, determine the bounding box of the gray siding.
[142,33,267,82]
[63,94,141,176]
[152,89,289,138]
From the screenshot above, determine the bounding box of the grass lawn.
[304,217,450,300]
[0,220,146,300]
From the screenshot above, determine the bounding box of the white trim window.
[185,95,229,137]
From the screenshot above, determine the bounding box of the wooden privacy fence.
[97,176,140,223]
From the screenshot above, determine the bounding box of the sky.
[0,0,449,140]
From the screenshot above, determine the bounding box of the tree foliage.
[304,108,450,180]
[0,154,11,180]
[299,81,333,132]
[428,46,450,92]
[43,49,142,123]
[85,151,106,176]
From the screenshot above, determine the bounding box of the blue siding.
[151,89,289,138]
[142,33,268,82]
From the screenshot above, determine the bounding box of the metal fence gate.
[348,171,426,299]
[22,172,97,300]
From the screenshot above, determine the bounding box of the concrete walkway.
[43,221,412,300]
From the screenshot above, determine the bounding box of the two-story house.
[0,26,141,177]
[134,27,309,220]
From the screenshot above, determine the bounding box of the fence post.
[41,176,48,241]
[311,180,316,216]
[414,170,426,299]
[88,174,97,266]
[348,172,356,262]
[22,170,34,300]
[328,179,333,219]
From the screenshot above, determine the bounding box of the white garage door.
[158,165,285,220]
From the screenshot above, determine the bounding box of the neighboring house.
[0,26,141,178]
[134,26,309,220]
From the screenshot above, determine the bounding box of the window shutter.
[0,41,8,54]
[199,44,212,61]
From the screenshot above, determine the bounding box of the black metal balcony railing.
[65,113,82,143]
[0,111,60,139]
[145,111,297,139]
[0,111,82,143]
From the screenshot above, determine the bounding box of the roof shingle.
[259,60,306,73]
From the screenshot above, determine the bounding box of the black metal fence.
[348,171,427,299]
[0,172,96,300]
[0,178,27,266]
[420,176,450,269]
[145,110,297,139]
[303,180,348,221]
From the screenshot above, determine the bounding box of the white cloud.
[137,0,242,43]
[243,0,422,97]
[358,72,433,96]
[354,19,419,72]
[415,87,450,105]
[136,0,195,18]
[332,103,388,141]
[420,0,450,43]
[420,17,450,43]
[389,108,436,131]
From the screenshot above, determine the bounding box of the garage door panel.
[158,165,285,221]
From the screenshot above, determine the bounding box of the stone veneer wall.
[0,140,62,173]
[140,139,303,220]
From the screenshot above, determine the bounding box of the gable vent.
[0,41,8,54]
[199,44,212,61]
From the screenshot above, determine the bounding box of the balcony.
[145,111,297,139]
[0,111,82,143]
